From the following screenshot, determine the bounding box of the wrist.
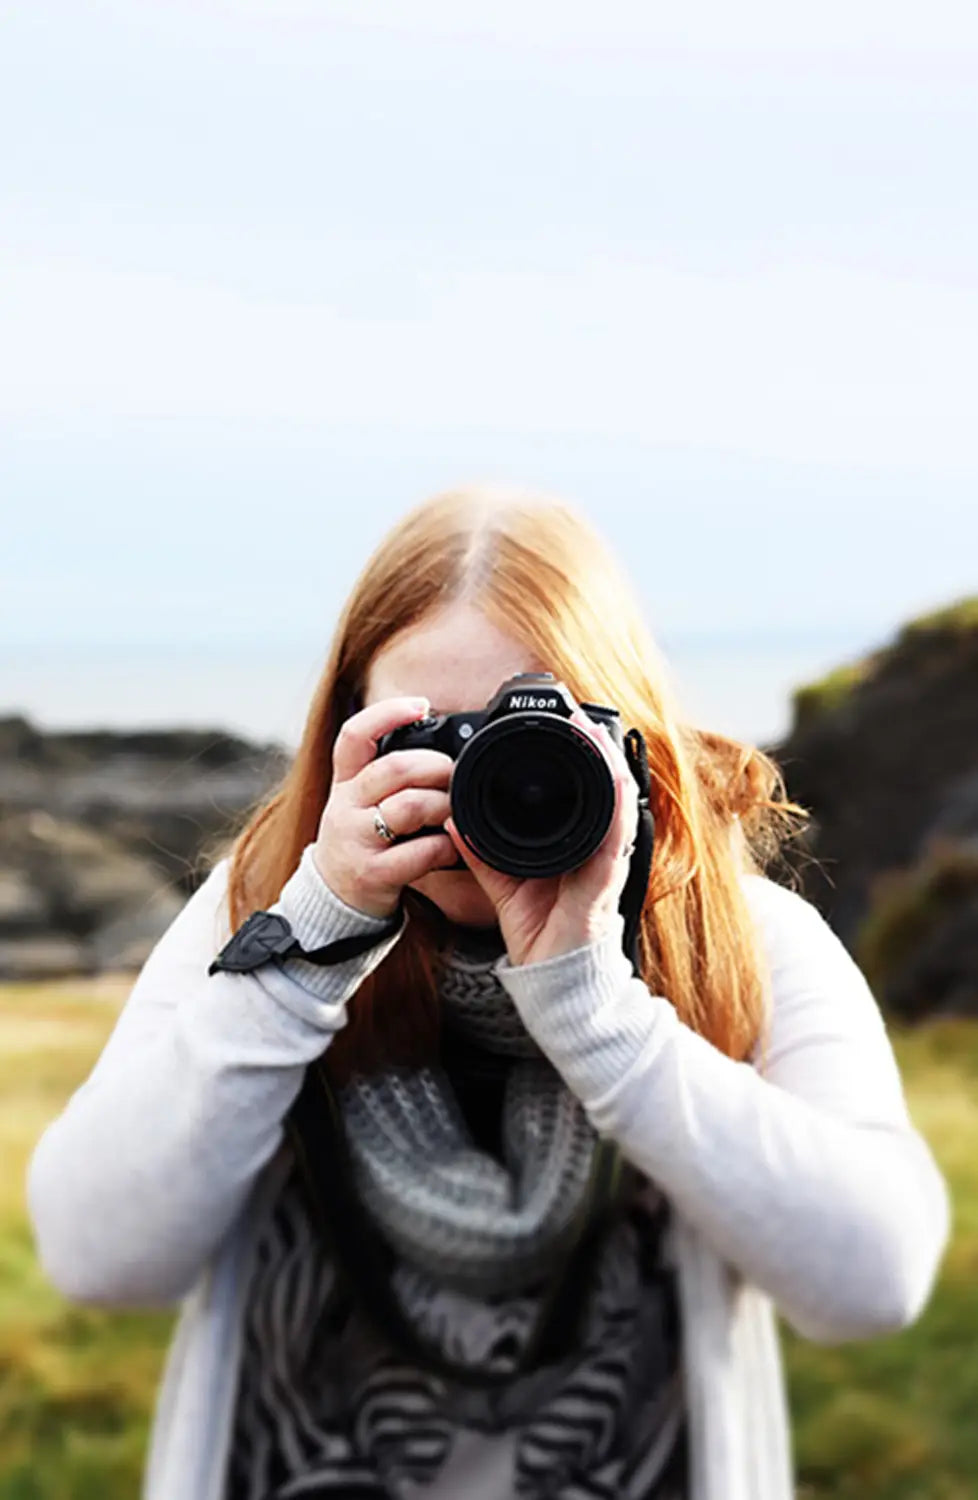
[507,911,624,969]
[285,846,399,941]
[309,848,399,923]
[496,929,660,1103]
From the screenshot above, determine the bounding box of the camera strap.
[620,726,655,975]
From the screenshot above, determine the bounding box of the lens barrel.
[450,715,615,878]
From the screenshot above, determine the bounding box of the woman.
[28,487,950,1500]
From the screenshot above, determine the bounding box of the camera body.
[376,673,626,878]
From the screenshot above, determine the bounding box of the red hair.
[212,485,809,1080]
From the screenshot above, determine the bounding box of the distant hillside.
[0,717,287,980]
[768,597,978,1021]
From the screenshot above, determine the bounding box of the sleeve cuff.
[494,926,667,1102]
[256,843,406,1011]
[273,843,399,946]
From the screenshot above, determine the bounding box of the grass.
[0,980,174,1499]
[1,981,976,1498]
[855,841,978,1011]
[786,1019,978,1499]
[896,595,978,641]
[790,659,874,729]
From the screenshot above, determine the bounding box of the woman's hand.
[445,716,640,966]
[313,697,457,919]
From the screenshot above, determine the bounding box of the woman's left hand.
[444,716,640,967]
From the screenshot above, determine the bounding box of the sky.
[1,2,976,745]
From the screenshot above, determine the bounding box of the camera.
[376,673,626,878]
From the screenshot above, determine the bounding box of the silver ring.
[372,806,397,844]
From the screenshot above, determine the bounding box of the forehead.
[364,603,545,713]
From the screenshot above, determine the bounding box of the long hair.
[214,485,809,1080]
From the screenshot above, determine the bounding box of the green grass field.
[2,980,975,1499]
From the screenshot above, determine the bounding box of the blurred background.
[2,3,976,1497]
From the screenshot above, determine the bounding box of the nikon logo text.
[509,695,560,710]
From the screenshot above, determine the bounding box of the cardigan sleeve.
[495,873,952,1345]
[26,845,405,1308]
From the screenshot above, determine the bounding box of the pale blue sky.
[1,2,976,742]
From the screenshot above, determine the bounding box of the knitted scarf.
[336,922,601,1315]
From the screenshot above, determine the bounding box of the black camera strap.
[208,907,404,976]
[620,726,655,975]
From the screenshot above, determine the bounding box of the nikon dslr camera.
[376,673,628,878]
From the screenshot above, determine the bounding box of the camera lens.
[480,743,583,846]
[450,717,616,878]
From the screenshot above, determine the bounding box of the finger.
[565,717,636,851]
[332,696,431,784]
[571,711,629,774]
[376,786,451,836]
[615,781,640,861]
[376,831,459,887]
[356,748,455,807]
[566,711,624,793]
[568,709,606,752]
[444,818,520,908]
[595,744,639,863]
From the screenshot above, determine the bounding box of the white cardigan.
[26,846,951,1500]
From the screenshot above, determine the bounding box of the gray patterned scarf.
[335,923,602,1311]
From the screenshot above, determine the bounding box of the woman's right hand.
[312,696,457,919]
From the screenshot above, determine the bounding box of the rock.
[0,717,288,892]
[852,837,978,1021]
[768,596,978,1020]
[0,717,288,979]
[767,599,978,939]
[0,716,288,980]
[0,934,94,980]
[0,801,227,981]
[928,768,978,843]
[885,897,978,1021]
[0,738,265,984]
[0,868,48,926]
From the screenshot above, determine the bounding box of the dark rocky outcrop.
[766,598,978,1020]
[0,718,288,980]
